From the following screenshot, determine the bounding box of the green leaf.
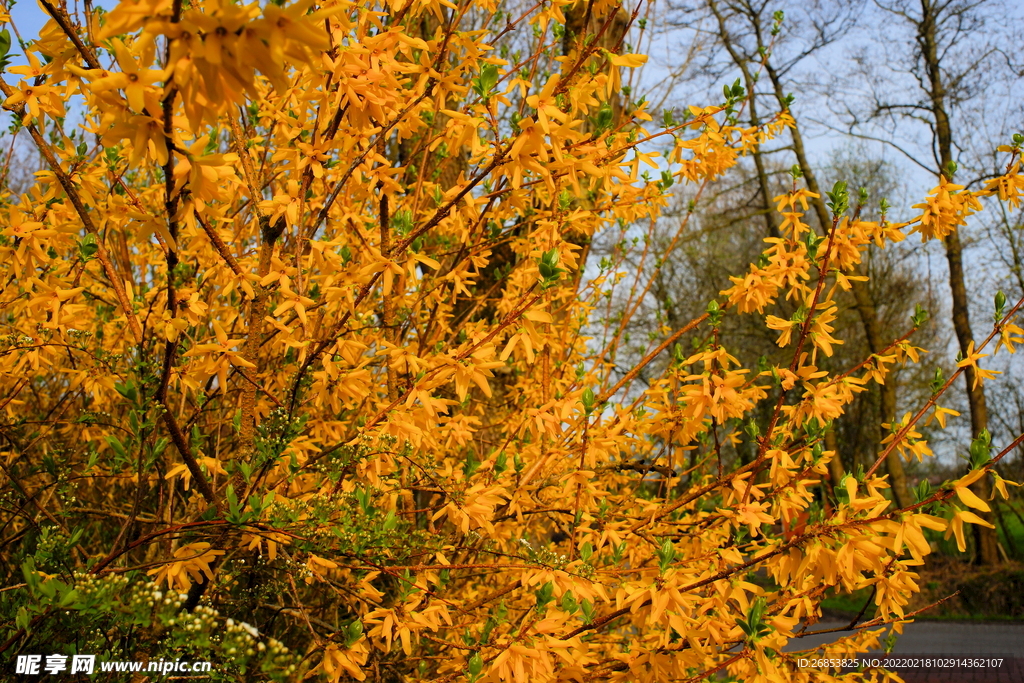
[580,598,595,624]
[656,539,676,573]
[537,249,565,287]
[382,509,398,532]
[579,541,593,563]
[104,435,128,461]
[22,558,38,589]
[59,588,80,607]
[534,581,554,611]
[911,304,929,327]
[914,479,931,504]
[151,437,170,458]
[392,209,413,236]
[581,387,596,415]
[468,652,483,677]
[78,234,99,260]
[39,579,57,599]
[739,597,771,643]
[826,180,849,216]
[994,290,1007,320]
[115,379,137,402]
[611,541,627,563]
[346,620,363,646]
[473,63,500,100]
[0,29,11,67]
[558,189,573,210]
[968,430,991,470]
[226,484,248,523]
[594,101,613,133]
[706,299,722,324]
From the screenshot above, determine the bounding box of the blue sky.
[8,1,53,62]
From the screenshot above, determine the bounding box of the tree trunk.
[917,0,998,564]
[824,429,847,492]
[705,0,913,508]
[560,0,631,272]
[562,1,630,127]
[706,0,778,240]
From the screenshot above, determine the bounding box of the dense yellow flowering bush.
[1,0,1022,681]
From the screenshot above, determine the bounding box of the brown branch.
[195,210,243,276]
[597,313,709,405]
[162,410,220,512]
[38,0,102,69]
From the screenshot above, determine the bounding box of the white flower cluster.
[72,571,131,598]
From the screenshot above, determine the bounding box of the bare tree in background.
[832,0,1024,564]
[0,131,45,197]
[662,0,924,508]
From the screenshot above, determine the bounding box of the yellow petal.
[945,513,966,552]
[608,53,648,68]
[955,484,991,512]
[411,253,440,269]
[958,509,995,529]
[957,468,986,488]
